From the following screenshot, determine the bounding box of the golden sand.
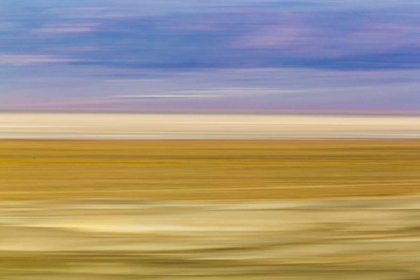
[1,140,419,200]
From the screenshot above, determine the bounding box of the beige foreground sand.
[1,114,420,139]
[1,197,420,279]
[1,137,420,279]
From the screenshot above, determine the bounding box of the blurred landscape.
[1,126,420,279]
[2,0,420,278]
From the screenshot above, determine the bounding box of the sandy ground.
[1,140,420,200]
[1,135,419,278]
[1,114,420,139]
[1,196,420,279]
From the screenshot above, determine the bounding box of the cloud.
[3,64,420,113]
[0,54,78,65]
[109,94,221,100]
[34,23,99,35]
[2,0,420,72]
[107,87,301,101]
[230,16,420,58]
[230,25,313,50]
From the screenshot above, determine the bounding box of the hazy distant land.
[1,113,420,139]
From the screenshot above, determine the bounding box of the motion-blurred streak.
[1,196,420,279]
[1,114,420,139]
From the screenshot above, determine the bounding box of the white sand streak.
[1,113,420,139]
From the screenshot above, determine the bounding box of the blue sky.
[1,0,420,113]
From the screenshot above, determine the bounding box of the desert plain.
[1,114,420,279]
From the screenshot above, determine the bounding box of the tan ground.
[1,140,420,279]
[1,140,420,200]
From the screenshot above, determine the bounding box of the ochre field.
[1,140,420,200]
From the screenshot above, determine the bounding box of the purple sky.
[1,0,420,114]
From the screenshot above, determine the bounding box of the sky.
[1,0,420,114]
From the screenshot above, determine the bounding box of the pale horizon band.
[1,114,420,139]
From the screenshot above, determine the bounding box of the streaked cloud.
[0,54,77,65]
[108,87,300,100]
[34,23,99,35]
[2,0,420,70]
[1,0,420,113]
[109,94,221,100]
